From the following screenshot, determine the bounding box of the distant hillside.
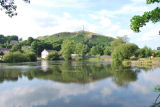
[37,31,114,47]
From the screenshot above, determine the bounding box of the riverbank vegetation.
[0,31,160,64]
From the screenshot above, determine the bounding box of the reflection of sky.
[0,65,160,107]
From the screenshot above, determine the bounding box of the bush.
[3,52,28,63]
[111,43,138,63]
[47,52,59,60]
[135,47,152,58]
[122,60,131,66]
[25,52,37,62]
[75,56,83,61]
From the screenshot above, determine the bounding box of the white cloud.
[0,82,97,107]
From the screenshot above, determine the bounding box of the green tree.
[112,43,138,63]
[90,46,103,55]
[25,52,37,62]
[135,46,152,58]
[7,35,18,41]
[130,0,160,32]
[52,39,63,51]
[11,44,22,52]
[0,52,4,56]
[104,46,111,55]
[3,51,28,63]
[27,37,34,46]
[47,52,59,60]
[0,34,7,44]
[111,38,124,51]
[61,40,75,60]
[74,43,88,55]
[31,41,53,56]
[0,0,30,17]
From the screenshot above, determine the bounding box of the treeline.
[0,35,19,48]
[111,37,160,63]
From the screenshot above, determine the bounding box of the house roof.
[0,48,10,51]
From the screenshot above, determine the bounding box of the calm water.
[0,61,160,107]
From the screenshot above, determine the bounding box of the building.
[41,49,57,59]
[0,48,10,54]
[10,40,18,45]
[0,48,10,60]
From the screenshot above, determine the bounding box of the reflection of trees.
[0,61,140,86]
[110,62,140,87]
[0,69,22,83]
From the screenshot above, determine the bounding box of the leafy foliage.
[11,44,22,52]
[3,51,28,63]
[104,46,111,55]
[135,46,152,58]
[61,40,75,60]
[47,52,59,60]
[130,0,160,32]
[112,43,139,63]
[31,40,53,56]
[90,46,104,55]
[0,0,30,17]
[74,43,89,55]
[25,52,37,62]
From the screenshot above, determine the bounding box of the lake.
[0,60,160,107]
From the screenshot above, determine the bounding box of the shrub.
[135,47,152,58]
[122,60,131,66]
[112,43,138,63]
[47,52,59,60]
[3,52,28,63]
[25,52,37,62]
[75,56,83,61]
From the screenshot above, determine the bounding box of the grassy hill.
[37,31,114,47]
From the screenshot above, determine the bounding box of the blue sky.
[0,0,160,49]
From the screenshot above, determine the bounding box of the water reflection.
[0,61,159,107]
[0,61,139,85]
[41,61,49,72]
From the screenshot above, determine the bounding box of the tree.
[112,43,139,63]
[104,46,111,55]
[74,43,88,55]
[27,37,34,45]
[3,51,28,63]
[31,41,53,56]
[111,38,124,51]
[11,44,22,52]
[47,52,59,60]
[52,39,63,51]
[90,46,103,55]
[0,0,30,17]
[135,46,152,58]
[0,52,4,56]
[130,0,160,32]
[60,40,75,60]
[25,52,37,62]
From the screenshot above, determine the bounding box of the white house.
[41,49,57,59]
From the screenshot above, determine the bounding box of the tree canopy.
[0,0,30,17]
[130,0,160,32]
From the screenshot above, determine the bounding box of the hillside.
[37,31,114,47]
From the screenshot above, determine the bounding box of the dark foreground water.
[0,61,160,107]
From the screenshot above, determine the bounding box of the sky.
[0,0,160,49]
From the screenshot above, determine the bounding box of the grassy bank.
[122,57,160,67]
